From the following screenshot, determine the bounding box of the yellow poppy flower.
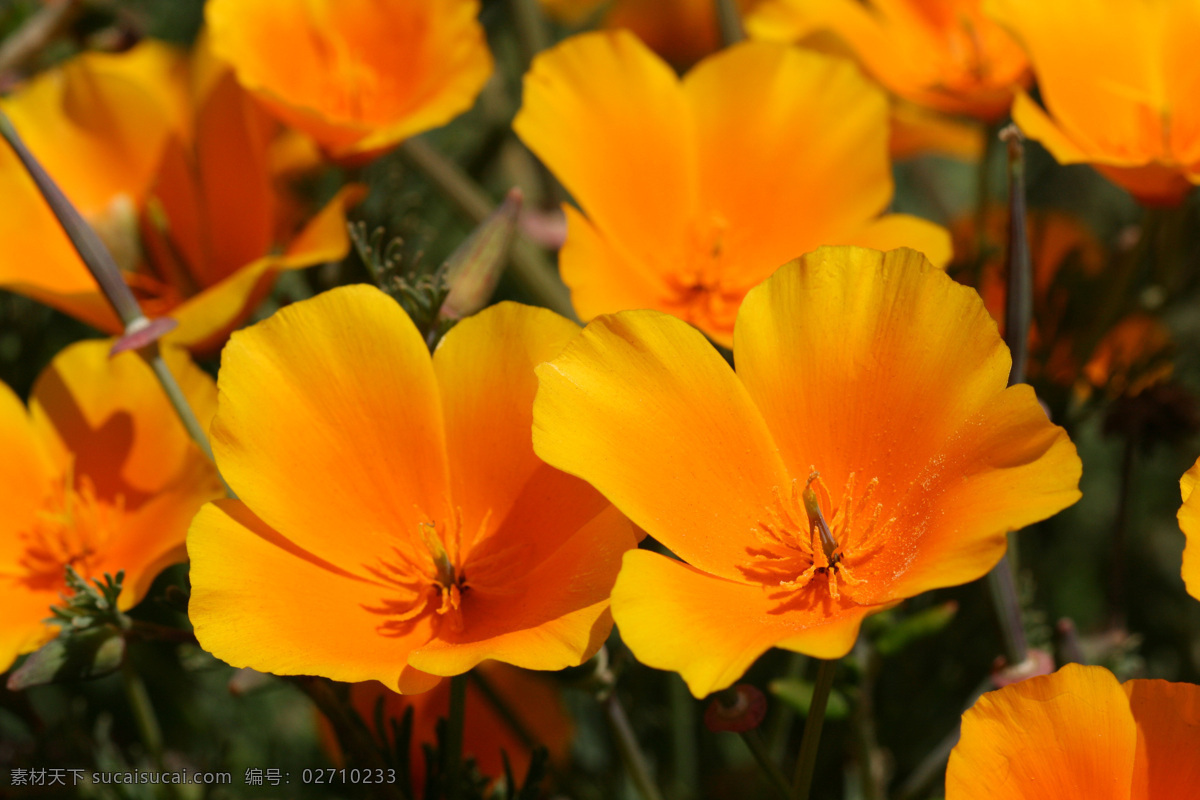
[947,663,1200,799]
[321,663,572,786]
[0,341,222,673]
[540,0,763,68]
[205,0,493,161]
[747,0,1031,122]
[187,287,638,693]
[0,40,361,353]
[1178,457,1200,601]
[986,0,1200,205]
[533,246,1081,697]
[514,32,950,347]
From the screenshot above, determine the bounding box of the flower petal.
[1179,457,1200,601]
[514,31,696,279]
[1123,678,1200,800]
[0,382,54,566]
[210,284,449,577]
[845,214,953,268]
[734,247,1079,600]
[207,0,493,158]
[432,301,581,547]
[533,310,789,580]
[166,184,363,352]
[558,205,673,323]
[29,342,216,498]
[407,505,635,675]
[684,41,893,288]
[189,499,438,691]
[611,550,875,697]
[946,664,1136,800]
[0,580,60,674]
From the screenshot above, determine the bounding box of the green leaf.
[768,678,849,720]
[874,601,959,657]
[6,625,126,690]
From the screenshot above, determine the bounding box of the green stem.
[669,676,699,800]
[446,673,468,800]
[398,138,575,319]
[121,659,164,767]
[767,652,808,761]
[986,555,1029,667]
[1109,431,1138,629]
[714,0,746,46]
[603,692,666,800]
[791,659,837,800]
[508,0,551,69]
[740,728,791,800]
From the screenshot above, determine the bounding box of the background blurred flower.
[188,288,637,693]
[987,0,1200,205]
[321,663,572,788]
[747,0,1031,122]
[1179,458,1200,602]
[540,0,764,68]
[0,40,362,353]
[947,663,1200,798]
[514,32,949,346]
[0,341,222,673]
[532,246,1080,696]
[206,0,493,161]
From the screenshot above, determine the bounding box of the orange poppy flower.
[986,0,1200,205]
[321,663,572,787]
[540,0,763,68]
[1180,458,1200,601]
[514,32,950,347]
[747,0,1031,122]
[205,0,493,161]
[946,663,1200,799]
[0,341,222,673]
[0,40,361,353]
[532,246,1081,696]
[187,287,638,693]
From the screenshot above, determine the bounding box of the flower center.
[739,471,895,611]
[19,467,122,591]
[364,508,490,637]
[661,214,742,337]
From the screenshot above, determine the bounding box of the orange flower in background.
[987,0,1200,205]
[540,0,763,68]
[747,0,1031,122]
[1081,314,1173,399]
[0,341,222,673]
[0,40,361,353]
[514,32,950,346]
[946,663,1200,799]
[188,287,637,694]
[1179,458,1200,601]
[951,207,1105,385]
[322,663,572,787]
[206,0,493,161]
[533,246,1080,696]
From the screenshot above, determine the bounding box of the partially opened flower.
[515,33,949,347]
[946,663,1200,799]
[986,0,1200,205]
[540,0,762,68]
[1178,458,1200,601]
[0,341,222,673]
[747,0,1031,122]
[0,40,361,353]
[533,246,1080,696]
[206,0,493,161]
[321,663,572,787]
[188,287,637,693]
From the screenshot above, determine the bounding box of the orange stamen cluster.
[661,215,742,335]
[364,508,492,637]
[741,470,896,609]
[18,466,122,591]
